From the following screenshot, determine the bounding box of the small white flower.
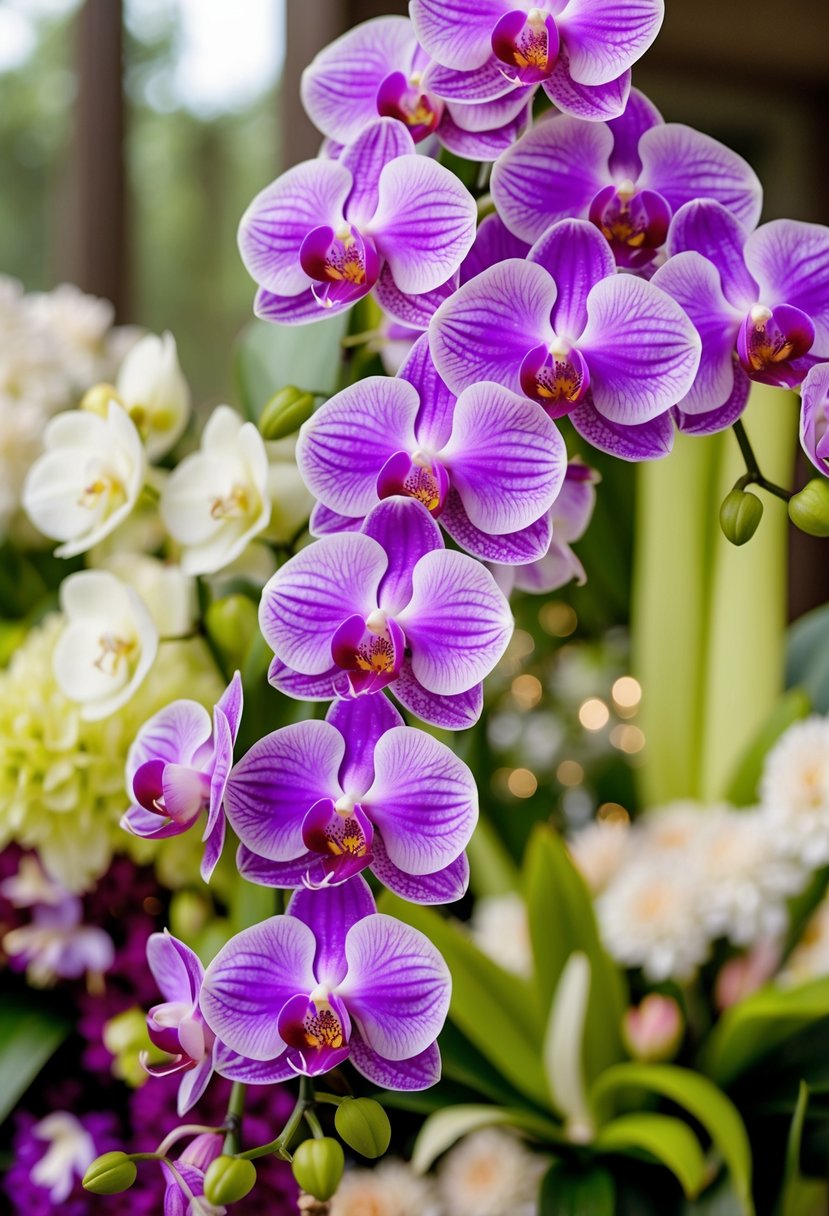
[568,817,631,894]
[331,1160,438,1216]
[760,716,829,867]
[22,402,145,557]
[161,404,270,575]
[469,893,533,978]
[264,436,315,545]
[781,895,829,984]
[437,1128,546,1216]
[53,570,158,720]
[29,1112,97,1204]
[116,330,190,459]
[98,553,196,639]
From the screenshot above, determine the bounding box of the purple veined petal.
[121,803,184,840]
[177,1052,214,1116]
[371,835,470,904]
[557,0,664,87]
[800,362,829,474]
[299,16,418,145]
[441,82,530,132]
[215,671,243,744]
[147,931,203,1005]
[287,876,377,988]
[397,549,513,695]
[737,303,817,389]
[349,1031,442,1090]
[339,913,451,1060]
[423,55,527,105]
[579,273,702,423]
[606,86,663,179]
[398,333,458,450]
[297,376,420,517]
[460,212,531,284]
[511,537,587,592]
[199,812,225,884]
[666,199,759,311]
[570,395,675,459]
[437,101,532,162]
[674,368,750,436]
[441,380,566,533]
[201,917,317,1061]
[529,218,616,338]
[309,501,362,536]
[362,497,444,616]
[259,532,387,675]
[126,701,212,792]
[143,1054,190,1080]
[393,663,484,729]
[132,758,166,815]
[238,159,352,296]
[429,258,556,395]
[441,490,554,563]
[374,262,459,331]
[204,705,233,843]
[369,156,477,295]
[213,1040,296,1085]
[410,0,512,71]
[278,992,352,1077]
[301,799,375,885]
[224,720,345,861]
[744,220,829,354]
[376,71,444,144]
[638,124,762,232]
[331,611,405,695]
[326,694,404,794]
[363,725,478,874]
[491,113,613,243]
[254,286,338,326]
[237,844,328,890]
[651,251,744,415]
[542,55,630,121]
[552,461,598,541]
[267,658,343,702]
[340,118,416,227]
[160,765,207,827]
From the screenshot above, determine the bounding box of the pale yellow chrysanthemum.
[437,1128,547,1216]
[0,615,222,891]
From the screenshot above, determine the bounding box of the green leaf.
[591,1063,753,1215]
[700,978,829,1087]
[437,1019,542,1110]
[0,996,70,1123]
[787,603,829,713]
[781,1081,810,1216]
[411,1104,561,1174]
[523,825,626,1081]
[234,314,348,421]
[538,1161,616,1216]
[596,1112,707,1198]
[378,892,549,1106]
[724,689,811,806]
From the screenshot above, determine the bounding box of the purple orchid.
[652,201,829,434]
[800,362,829,476]
[491,88,762,271]
[161,1133,224,1216]
[2,891,115,985]
[301,15,531,162]
[259,496,513,730]
[410,0,663,124]
[225,694,476,904]
[429,217,701,460]
[122,673,243,882]
[200,878,449,1090]
[297,333,566,565]
[238,117,477,325]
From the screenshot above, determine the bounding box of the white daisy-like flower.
[115,330,190,460]
[760,717,829,867]
[468,893,533,978]
[437,1128,547,1216]
[568,817,631,893]
[331,1161,438,1216]
[637,800,713,855]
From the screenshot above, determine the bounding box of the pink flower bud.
[622,994,683,1062]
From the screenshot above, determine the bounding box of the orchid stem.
[238,1076,315,1161]
[223,1081,247,1155]
[304,1108,325,1139]
[314,1092,347,1107]
[155,1124,224,1159]
[732,419,792,501]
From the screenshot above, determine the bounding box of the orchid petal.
[349,1033,442,1089]
[461,212,530,283]
[288,877,376,988]
[424,56,524,103]
[254,286,334,325]
[326,694,403,793]
[236,846,327,890]
[674,370,750,436]
[213,1042,296,1084]
[374,263,459,331]
[216,671,243,742]
[399,333,458,450]
[800,363,829,474]
[371,836,470,904]
[267,659,343,702]
[177,1053,214,1116]
[542,57,630,121]
[393,664,484,730]
[638,124,762,231]
[340,118,415,226]
[439,101,532,160]
[147,931,203,1005]
[667,199,759,310]
[744,220,829,353]
[606,86,662,178]
[410,0,511,70]
[310,502,361,536]
[363,498,443,616]
[558,0,664,87]
[441,492,554,563]
[121,804,183,839]
[126,701,212,791]
[570,396,674,459]
[205,705,234,840]
[199,812,225,884]
[511,538,587,592]
[529,218,616,337]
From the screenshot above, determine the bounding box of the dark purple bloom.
[411,0,663,122]
[160,1133,223,1216]
[491,88,762,271]
[429,217,701,460]
[226,694,476,903]
[4,1108,120,1216]
[122,673,242,882]
[239,118,477,325]
[259,496,513,730]
[653,201,829,434]
[301,15,531,161]
[800,362,829,475]
[200,878,449,1090]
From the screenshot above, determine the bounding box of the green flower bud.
[82,1151,137,1194]
[788,478,829,537]
[203,1155,257,1205]
[291,1137,345,1201]
[719,488,763,546]
[259,387,316,441]
[205,595,258,668]
[334,1097,391,1159]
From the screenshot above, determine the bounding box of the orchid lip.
[300,223,380,311]
[491,7,560,84]
[376,449,449,517]
[737,302,815,387]
[519,341,591,417]
[588,184,672,270]
[375,70,443,142]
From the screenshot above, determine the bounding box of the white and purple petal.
[392,663,484,730]
[529,218,616,338]
[441,492,554,563]
[638,124,762,232]
[799,362,829,474]
[557,0,664,87]
[399,333,457,450]
[371,836,470,904]
[410,0,510,71]
[542,56,630,122]
[340,118,415,227]
[570,396,675,459]
[364,497,443,616]
[606,86,662,178]
[744,219,829,354]
[287,877,376,989]
[327,694,403,794]
[349,1032,442,1090]
[126,701,212,793]
[147,930,203,1006]
[667,199,759,311]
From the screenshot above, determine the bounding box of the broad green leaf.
[725,689,811,805]
[787,603,829,713]
[781,1081,810,1216]
[379,893,549,1106]
[411,1104,561,1174]
[234,314,348,421]
[466,815,521,897]
[591,1063,753,1215]
[523,825,626,1081]
[539,1160,616,1216]
[438,1019,543,1110]
[595,1112,706,1198]
[700,978,829,1087]
[0,996,70,1123]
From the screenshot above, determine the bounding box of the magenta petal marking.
[331,612,405,695]
[278,992,352,1076]
[520,342,591,415]
[370,834,470,905]
[440,490,553,564]
[376,70,443,142]
[377,451,450,517]
[301,798,375,882]
[542,55,630,122]
[133,759,166,814]
[393,663,484,729]
[570,396,675,461]
[299,224,379,311]
[491,9,560,84]
[737,303,815,388]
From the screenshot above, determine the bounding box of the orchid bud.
[788,479,829,537]
[80,382,121,416]
[334,1097,391,1159]
[205,595,258,667]
[720,488,763,545]
[260,387,316,441]
[291,1137,345,1201]
[203,1155,257,1204]
[83,1151,137,1194]
[622,994,683,1062]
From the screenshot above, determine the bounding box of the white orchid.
[160,404,271,575]
[98,553,196,639]
[264,436,315,545]
[116,330,190,459]
[53,570,158,720]
[22,402,145,557]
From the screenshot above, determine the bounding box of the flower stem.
[223,1081,247,1155]
[238,1076,315,1161]
[732,418,793,501]
[304,1108,325,1139]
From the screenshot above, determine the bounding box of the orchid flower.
[115,331,191,460]
[2,870,115,986]
[301,15,531,161]
[298,333,566,565]
[121,672,242,881]
[430,217,701,460]
[200,878,450,1090]
[226,694,476,903]
[259,496,514,730]
[491,88,762,270]
[161,1134,225,1216]
[652,200,829,434]
[800,362,829,476]
[410,0,664,123]
[239,118,477,325]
